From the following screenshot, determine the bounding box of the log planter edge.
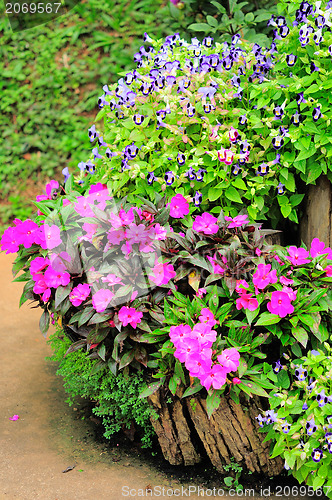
[148,387,284,477]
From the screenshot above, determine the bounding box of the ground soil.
[0,252,324,500]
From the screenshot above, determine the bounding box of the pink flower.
[101,274,124,286]
[286,246,310,266]
[233,377,241,384]
[207,255,225,274]
[174,338,200,363]
[14,219,39,248]
[150,223,167,241]
[118,306,143,329]
[235,280,249,293]
[196,288,207,298]
[88,183,111,202]
[193,212,219,235]
[224,149,234,164]
[168,194,190,218]
[255,248,262,256]
[36,180,59,201]
[217,148,226,161]
[252,263,278,290]
[279,275,294,286]
[69,284,90,307]
[229,126,239,142]
[236,292,259,311]
[267,290,294,318]
[30,257,50,276]
[192,323,217,346]
[273,254,284,265]
[282,286,297,302]
[44,266,71,288]
[198,308,217,327]
[92,289,114,312]
[325,265,332,277]
[0,227,20,254]
[201,364,227,390]
[35,224,62,250]
[107,228,126,245]
[217,348,240,372]
[310,238,332,260]
[149,262,176,286]
[169,324,192,345]
[74,196,95,218]
[9,415,19,421]
[185,350,212,379]
[224,214,249,228]
[79,223,99,242]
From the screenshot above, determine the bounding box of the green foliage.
[258,347,332,497]
[47,328,157,448]
[0,0,182,221]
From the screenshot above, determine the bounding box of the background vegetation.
[0,0,276,231]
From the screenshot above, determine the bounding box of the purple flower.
[272,136,284,150]
[164,171,175,186]
[286,54,297,67]
[310,62,320,73]
[147,172,156,185]
[277,183,285,195]
[257,163,269,175]
[313,106,322,122]
[133,114,145,125]
[291,110,302,126]
[282,422,291,434]
[295,365,308,381]
[265,410,278,424]
[273,359,283,373]
[306,418,317,436]
[193,191,202,206]
[311,448,323,462]
[256,414,266,428]
[88,124,98,142]
[317,390,328,407]
[302,402,308,410]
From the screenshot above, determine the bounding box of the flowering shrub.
[71,0,332,229]
[257,348,332,497]
[3,180,332,418]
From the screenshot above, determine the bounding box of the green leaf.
[255,312,281,326]
[188,23,211,32]
[39,310,50,337]
[139,378,165,399]
[292,326,308,347]
[225,186,242,203]
[206,15,218,28]
[206,391,221,418]
[182,383,203,398]
[55,284,71,309]
[119,350,135,370]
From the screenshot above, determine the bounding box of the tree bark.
[148,389,283,476]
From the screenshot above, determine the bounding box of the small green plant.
[223,458,244,490]
[47,328,157,448]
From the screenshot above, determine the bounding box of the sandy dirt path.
[0,252,319,500]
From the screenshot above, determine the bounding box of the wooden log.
[300,175,332,247]
[149,389,283,476]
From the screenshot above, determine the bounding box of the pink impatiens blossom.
[118,306,143,329]
[88,183,111,202]
[79,223,99,243]
[192,323,217,346]
[224,214,249,228]
[185,351,212,378]
[44,265,71,289]
[9,415,19,421]
[233,377,241,384]
[281,286,297,302]
[73,196,95,218]
[0,226,20,254]
[310,238,332,260]
[267,290,294,318]
[285,246,310,266]
[235,279,249,293]
[207,255,225,274]
[14,219,39,248]
[252,263,278,290]
[149,262,176,286]
[36,180,59,202]
[92,289,114,313]
[174,338,200,363]
[193,212,219,235]
[218,348,240,372]
[107,228,126,245]
[198,308,217,327]
[169,324,192,345]
[201,364,227,390]
[101,274,124,286]
[325,265,332,277]
[35,224,62,250]
[196,288,207,298]
[69,284,90,307]
[126,224,148,244]
[30,256,50,275]
[168,194,190,218]
[279,275,294,286]
[148,223,167,241]
[236,292,258,311]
